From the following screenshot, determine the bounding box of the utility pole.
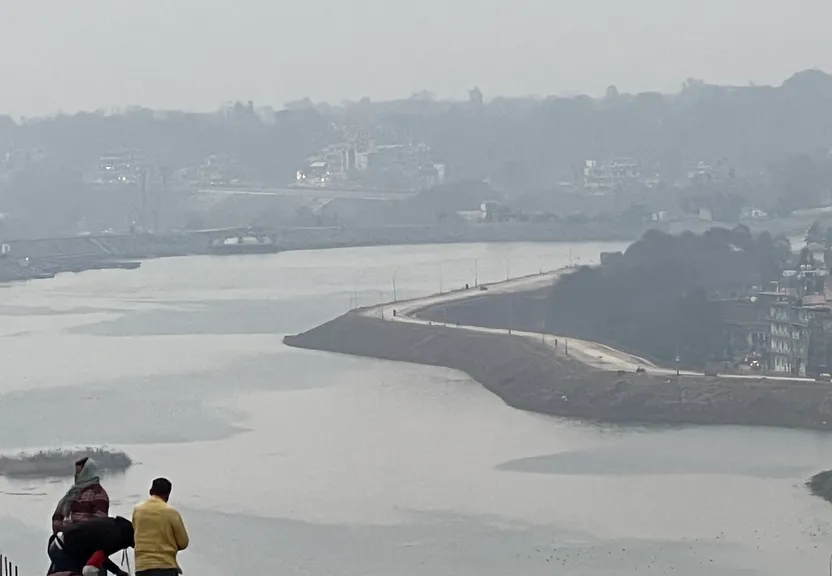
[439,266,443,294]
[159,164,169,233]
[676,342,680,376]
[392,271,397,302]
[140,167,148,230]
[474,258,479,287]
[565,337,569,356]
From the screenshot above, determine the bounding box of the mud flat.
[285,308,832,430]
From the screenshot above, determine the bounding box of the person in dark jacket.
[47,516,133,576]
[51,458,110,534]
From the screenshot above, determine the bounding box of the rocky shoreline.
[285,300,832,432]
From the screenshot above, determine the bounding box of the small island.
[807,470,832,505]
[0,447,133,479]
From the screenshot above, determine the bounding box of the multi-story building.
[806,295,832,375]
[98,150,146,185]
[297,141,441,190]
[583,158,640,191]
[765,267,831,376]
[716,297,769,361]
[768,293,797,374]
[767,297,812,376]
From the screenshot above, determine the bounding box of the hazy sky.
[1,0,830,116]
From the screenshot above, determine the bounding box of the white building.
[583,158,640,190]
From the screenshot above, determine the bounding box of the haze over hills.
[3,0,831,116]
[1,69,832,239]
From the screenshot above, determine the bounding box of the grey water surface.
[1,242,831,576]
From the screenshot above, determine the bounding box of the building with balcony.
[768,296,801,374]
[765,267,832,376]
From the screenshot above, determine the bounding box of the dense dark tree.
[773,154,829,214]
[757,231,792,283]
[676,286,724,366]
[807,220,824,245]
[546,228,791,368]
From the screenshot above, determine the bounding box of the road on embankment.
[358,269,816,384]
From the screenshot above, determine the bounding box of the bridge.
[196,186,418,202]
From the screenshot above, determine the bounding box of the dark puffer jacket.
[59,516,133,575]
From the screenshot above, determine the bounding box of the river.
[1,241,832,576]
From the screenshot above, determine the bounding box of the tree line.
[3,69,832,236]
[545,227,792,368]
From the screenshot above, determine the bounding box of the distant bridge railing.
[0,554,20,576]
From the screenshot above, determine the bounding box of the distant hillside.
[4,69,832,234]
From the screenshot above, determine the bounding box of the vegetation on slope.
[546,227,791,368]
[0,447,132,478]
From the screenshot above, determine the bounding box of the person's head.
[75,457,89,477]
[74,457,99,485]
[149,477,173,502]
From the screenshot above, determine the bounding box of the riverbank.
[285,275,832,431]
[0,213,813,284]
[0,221,642,283]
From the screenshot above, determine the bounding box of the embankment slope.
[285,312,832,430]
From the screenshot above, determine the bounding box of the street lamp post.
[676,342,680,376]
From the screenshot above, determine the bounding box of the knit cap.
[81,550,107,576]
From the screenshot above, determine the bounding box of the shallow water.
[1,241,831,576]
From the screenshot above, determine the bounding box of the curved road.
[359,270,816,384]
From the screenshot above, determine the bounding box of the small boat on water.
[210,235,280,255]
[90,260,142,271]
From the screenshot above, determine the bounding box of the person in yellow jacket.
[132,478,189,576]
